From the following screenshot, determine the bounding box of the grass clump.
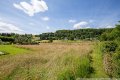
[57,54,93,80]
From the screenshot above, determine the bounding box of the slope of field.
[0,42,94,80]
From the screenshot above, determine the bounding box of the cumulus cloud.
[98,24,114,29]
[69,20,76,23]
[0,21,23,33]
[41,17,49,21]
[106,25,114,28]
[73,21,89,29]
[13,0,48,16]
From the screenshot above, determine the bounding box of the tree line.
[40,28,113,40]
[0,28,114,44]
[0,33,38,45]
[0,23,119,45]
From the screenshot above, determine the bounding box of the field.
[0,41,108,80]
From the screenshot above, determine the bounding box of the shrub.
[112,50,120,77]
[102,41,120,77]
[102,41,118,53]
[48,38,53,43]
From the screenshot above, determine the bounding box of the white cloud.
[106,25,113,28]
[73,21,89,29]
[13,0,48,16]
[0,21,23,33]
[69,20,76,23]
[41,17,49,21]
[98,24,114,29]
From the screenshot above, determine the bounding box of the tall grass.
[0,42,93,80]
[57,54,92,80]
[91,42,108,78]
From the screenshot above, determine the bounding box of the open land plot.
[0,41,101,80]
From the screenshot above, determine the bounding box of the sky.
[0,0,120,34]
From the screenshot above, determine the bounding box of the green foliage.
[112,52,120,78]
[14,34,33,44]
[0,36,14,43]
[100,21,120,41]
[40,28,112,40]
[0,33,35,45]
[102,41,118,53]
[100,32,109,41]
[100,21,120,77]
[48,38,53,43]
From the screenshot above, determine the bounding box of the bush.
[102,41,118,53]
[112,49,120,77]
[113,41,120,77]
[48,39,53,43]
[101,41,120,77]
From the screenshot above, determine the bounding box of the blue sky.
[0,0,120,34]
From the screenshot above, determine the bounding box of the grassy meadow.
[0,0,120,79]
[3,40,119,80]
[0,41,105,80]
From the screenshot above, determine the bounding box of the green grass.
[57,54,92,80]
[91,42,108,78]
[0,45,29,55]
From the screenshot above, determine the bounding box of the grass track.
[91,42,108,78]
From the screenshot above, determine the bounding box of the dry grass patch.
[0,41,94,80]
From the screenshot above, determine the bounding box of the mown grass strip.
[0,45,30,55]
[91,42,108,78]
